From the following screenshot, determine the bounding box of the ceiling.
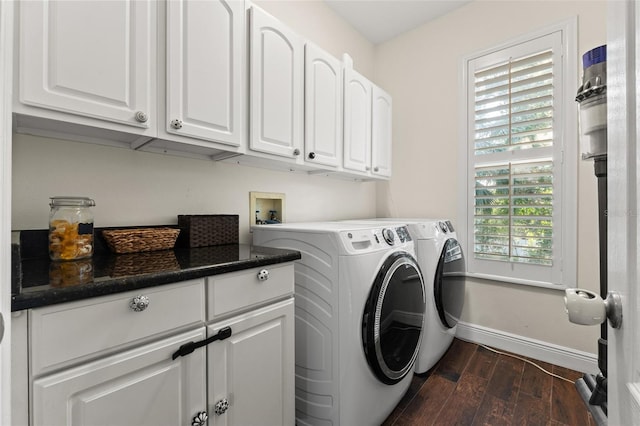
[324,0,472,44]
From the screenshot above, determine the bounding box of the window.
[460,21,577,288]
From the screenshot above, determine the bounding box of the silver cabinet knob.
[257,269,269,281]
[170,119,183,129]
[374,166,380,172]
[135,111,148,123]
[293,148,300,156]
[191,411,208,426]
[365,166,371,171]
[129,295,150,312]
[214,398,229,415]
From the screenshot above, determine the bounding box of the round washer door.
[434,238,466,329]
[362,252,425,385]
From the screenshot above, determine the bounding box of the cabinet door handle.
[257,269,269,281]
[191,411,208,426]
[293,148,300,156]
[172,326,232,360]
[214,398,230,415]
[134,111,149,123]
[170,119,183,129]
[129,295,150,312]
[374,166,379,172]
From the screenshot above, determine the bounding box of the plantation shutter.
[473,49,554,266]
[474,50,554,155]
[464,28,575,288]
[474,161,553,265]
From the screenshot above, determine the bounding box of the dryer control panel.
[340,226,413,254]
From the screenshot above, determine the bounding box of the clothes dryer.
[408,219,465,373]
[339,219,465,374]
[252,222,426,426]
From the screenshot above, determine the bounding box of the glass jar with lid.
[49,196,96,261]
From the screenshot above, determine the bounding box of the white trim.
[607,1,640,424]
[465,272,566,290]
[627,383,640,426]
[457,17,578,289]
[455,321,598,374]
[0,1,12,425]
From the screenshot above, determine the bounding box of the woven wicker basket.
[102,228,180,254]
[177,215,238,248]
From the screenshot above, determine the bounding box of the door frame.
[607,0,640,424]
[0,1,13,424]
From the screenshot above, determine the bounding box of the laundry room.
[2,0,625,425]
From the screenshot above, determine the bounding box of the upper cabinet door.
[304,43,342,169]
[371,86,392,178]
[166,0,244,147]
[249,6,303,159]
[343,66,372,173]
[18,0,155,132]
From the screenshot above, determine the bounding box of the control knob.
[382,228,395,245]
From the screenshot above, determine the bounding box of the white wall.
[11,1,377,243]
[253,0,374,75]
[375,0,606,353]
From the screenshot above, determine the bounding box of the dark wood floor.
[383,338,594,425]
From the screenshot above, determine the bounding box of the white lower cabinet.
[13,263,295,426]
[32,328,208,426]
[207,299,294,426]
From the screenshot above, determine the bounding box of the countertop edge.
[12,249,301,312]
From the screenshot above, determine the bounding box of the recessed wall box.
[249,192,286,228]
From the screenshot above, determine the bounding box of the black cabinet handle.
[172,327,232,360]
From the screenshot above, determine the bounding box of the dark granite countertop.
[12,229,301,312]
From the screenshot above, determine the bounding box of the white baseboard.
[455,321,599,375]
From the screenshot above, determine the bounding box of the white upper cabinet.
[249,6,304,160]
[165,0,244,147]
[14,1,392,179]
[371,86,392,178]
[17,0,156,135]
[304,42,342,169]
[342,55,392,180]
[343,59,372,174]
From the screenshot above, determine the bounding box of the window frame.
[458,19,578,289]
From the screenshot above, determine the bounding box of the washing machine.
[252,222,426,426]
[339,218,465,374]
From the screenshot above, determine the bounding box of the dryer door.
[362,252,425,385]
[434,238,466,329]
